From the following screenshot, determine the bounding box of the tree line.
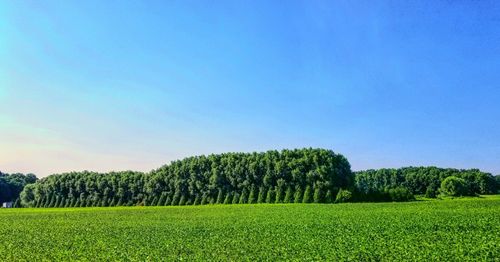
[20,148,353,207]
[0,172,37,207]
[354,167,498,200]
[16,149,500,208]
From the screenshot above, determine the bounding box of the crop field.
[0,196,499,261]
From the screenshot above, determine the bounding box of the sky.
[1,1,499,177]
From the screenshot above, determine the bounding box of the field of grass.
[1,196,499,261]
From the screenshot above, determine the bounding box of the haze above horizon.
[1,1,499,177]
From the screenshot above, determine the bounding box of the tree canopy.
[20,148,353,207]
[354,167,497,200]
[0,172,37,204]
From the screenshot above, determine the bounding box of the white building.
[2,202,13,208]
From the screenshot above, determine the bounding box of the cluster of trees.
[20,171,146,208]
[0,172,37,207]
[354,167,498,199]
[16,150,500,208]
[20,148,353,207]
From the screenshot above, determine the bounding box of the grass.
[1,196,499,261]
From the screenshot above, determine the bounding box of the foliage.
[335,189,352,203]
[355,167,497,199]
[0,172,37,204]
[440,176,467,197]
[21,148,352,207]
[386,187,415,201]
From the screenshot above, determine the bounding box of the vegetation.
[440,176,467,197]
[354,167,497,200]
[0,172,37,206]
[1,197,499,260]
[20,148,353,207]
[14,150,500,208]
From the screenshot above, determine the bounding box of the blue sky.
[1,1,499,177]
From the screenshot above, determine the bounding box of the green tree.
[302,186,312,203]
[239,189,248,204]
[294,187,303,203]
[283,186,293,203]
[223,192,231,204]
[335,189,352,203]
[265,189,275,203]
[313,187,322,203]
[216,189,224,204]
[232,192,240,204]
[440,176,467,197]
[257,187,265,204]
[248,187,256,204]
[275,187,283,204]
[324,190,333,203]
[158,193,166,206]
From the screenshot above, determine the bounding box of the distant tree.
[283,186,293,203]
[302,186,312,203]
[313,186,322,203]
[265,189,275,203]
[294,186,303,204]
[193,195,200,205]
[248,187,256,204]
[440,176,467,197]
[178,195,186,206]
[158,193,166,206]
[386,187,414,201]
[13,198,20,208]
[335,189,352,203]
[324,190,333,203]
[425,185,437,198]
[275,187,283,204]
[201,193,208,205]
[239,189,248,204]
[151,196,159,206]
[232,192,240,204]
[164,196,171,206]
[257,187,265,204]
[48,195,56,208]
[216,189,224,204]
[223,192,231,204]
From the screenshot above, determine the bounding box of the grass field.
[1,196,499,261]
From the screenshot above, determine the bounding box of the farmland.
[1,196,499,261]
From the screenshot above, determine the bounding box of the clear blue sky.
[1,1,499,177]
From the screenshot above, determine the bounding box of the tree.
[239,189,248,204]
[201,193,208,205]
[302,186,312,203]
[193,195,200,205]
[257,187,265,204]
[247,187,256,204]
[178,195,186,206]
[158,193,166,206]
[265,189,275,203]
[324,190,333,203]
[313,186,322,203]
[223,192,231,204]
[275,187,283,204]
[232,192,240,204]
[283,186,293,203]
[20,184,36,207]
[440,176,467,197]
[151,196,159,206]
[216,189,224,204]
[294,187,303,204]
[335,189,352,203]
[164,196,171,206]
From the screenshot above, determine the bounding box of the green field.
[1,196,499,261]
